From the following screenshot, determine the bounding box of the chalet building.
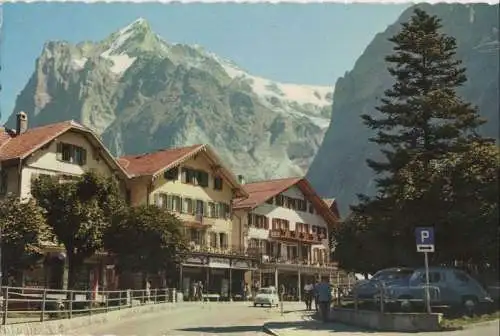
[117,144,259,300]
[233,177,340,301]
[0,112,129,290]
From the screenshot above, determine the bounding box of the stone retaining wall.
[330,308,443,332]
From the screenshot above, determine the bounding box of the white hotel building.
[233,177,340,300]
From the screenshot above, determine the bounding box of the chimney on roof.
[16,111,28,135]
[237,174,245,185]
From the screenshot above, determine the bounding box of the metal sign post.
[415,227,435,314]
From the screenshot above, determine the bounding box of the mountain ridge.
[7,18,334,182]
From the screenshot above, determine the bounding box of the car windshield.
[373,269,414,281]
[258,288,273,295]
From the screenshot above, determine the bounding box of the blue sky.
[0,2,409,123]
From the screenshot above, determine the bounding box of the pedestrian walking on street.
[197,281,204,302]
[315,278,332,323]
[303,282,314,310]
[314,280,320,311]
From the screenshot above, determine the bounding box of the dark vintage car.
[349,267,415,300]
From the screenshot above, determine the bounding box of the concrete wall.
[330,308,443,332]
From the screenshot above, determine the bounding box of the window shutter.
[56,142,63,160]
[181,168,187,183]
[81,148,87,165]
[265,217,269,230]
[203,201,208,217]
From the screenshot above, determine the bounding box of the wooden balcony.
[269,229,326,244]
[186,244,260,260]
[182,213,215,228]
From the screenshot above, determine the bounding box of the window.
[247,213,253,226]
[213,176,223,191]
[197,171,209,187]
[154,193,164,207]
[297,199,307,212]
[454,271,470,284]
[275,195,284,206]
[164,167,179,181]
[172,195,182,212]
[195,200,204,216]
[165,194,173,211]
[56,143,87,165]
[254,215,268,229]
[208,202,217,218]
[272,218,289,230]
[286,197,296,209]
[218,202,231,219]
[308,202,314,214]
[210,232,218,248]
[265,198,273,205]
[181,167,209,187]
[219,232,228,249]
[182,198,194,214]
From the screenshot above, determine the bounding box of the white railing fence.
[0,286,178,325]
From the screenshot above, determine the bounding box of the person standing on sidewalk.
[303,282,314,310]
[315,278,332,323]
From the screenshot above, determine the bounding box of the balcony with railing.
[260,255,338,269]
[186,243,260,259]
[181,212,217,228]
[269,229,326,244]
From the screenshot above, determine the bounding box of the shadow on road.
[177,325,264,333]
[264,320,378,334]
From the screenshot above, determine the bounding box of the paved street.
[68,301,500,336]
[70,301,305,336]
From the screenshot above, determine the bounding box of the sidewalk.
[262,310,500,336]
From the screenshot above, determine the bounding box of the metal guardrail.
[0,286,178,325]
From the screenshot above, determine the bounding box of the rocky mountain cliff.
[7,18,333,181]
[307,3,499,216]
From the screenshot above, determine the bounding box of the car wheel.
[253,303,257,307]
[462,296,478,316]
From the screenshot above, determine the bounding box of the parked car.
[349,267,415,300]
[253,287,279,307]
[384,267,494,313]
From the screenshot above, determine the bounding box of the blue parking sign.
[415,227,435,252]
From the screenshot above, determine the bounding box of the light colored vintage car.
[253,287,280,307]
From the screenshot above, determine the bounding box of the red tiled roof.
[234,177,340,231]
[0,121,83,161]
[233,177,301,209]
[118,144,204,176]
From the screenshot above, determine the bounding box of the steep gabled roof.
[323,198,341,219]
[0,120,130,179]
[117,144,248,198]
[118,144,204,176]
[233,177,301,209]
[233,177,339,230]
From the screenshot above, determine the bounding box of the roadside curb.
[461,318,500,330]
[262,323,281,336]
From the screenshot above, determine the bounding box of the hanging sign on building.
[209,257,231,269]
[231,260,250,269]
[183,256,208,266]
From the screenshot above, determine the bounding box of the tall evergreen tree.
[362,8,485,192]
[343,8,498,271]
